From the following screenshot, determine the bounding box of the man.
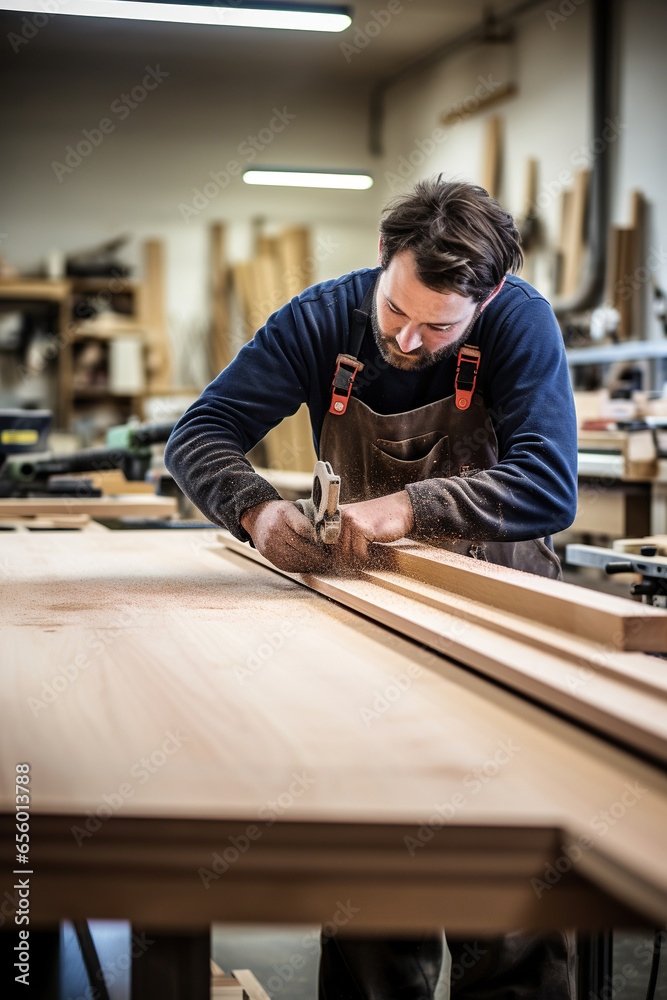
[165,177,578,998]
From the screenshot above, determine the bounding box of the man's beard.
[370,294,481,372]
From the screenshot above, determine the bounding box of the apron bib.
[319,280,561,580]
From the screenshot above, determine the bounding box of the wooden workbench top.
[1,530,666,929]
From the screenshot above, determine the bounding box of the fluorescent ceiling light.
[244,169,373,190]
[0,0,352,32]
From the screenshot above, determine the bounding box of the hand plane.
[295,460,341,544]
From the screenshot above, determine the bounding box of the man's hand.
[240,499,331,573]
[335,490,414,565]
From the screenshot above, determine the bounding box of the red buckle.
[329,354,364,415]
[455,345,481,410]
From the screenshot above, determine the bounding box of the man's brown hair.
[379,176,523,301]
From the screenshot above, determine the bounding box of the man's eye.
[387,301,402,314]
[430,324,453,333]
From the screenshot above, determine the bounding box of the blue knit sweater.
[164,267,578,543]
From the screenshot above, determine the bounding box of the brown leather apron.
[319,280,562,580]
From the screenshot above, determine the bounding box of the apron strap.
[455,344,481,411]
[328,279,376,416]
[349,280,376,358]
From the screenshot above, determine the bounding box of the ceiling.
[1,1,503,86]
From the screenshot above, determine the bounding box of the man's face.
[372,250,483,371]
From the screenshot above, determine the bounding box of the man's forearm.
[164,428,281,539]
[405,467,576,542]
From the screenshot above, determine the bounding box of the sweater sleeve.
[164,297,317,541]
[404,297,578,542]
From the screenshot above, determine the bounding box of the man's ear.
[378,235,383,265]
[479,276,506,313]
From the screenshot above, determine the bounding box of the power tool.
[0,410,176,498]
[295,460,341,544]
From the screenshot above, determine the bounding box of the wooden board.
[0,513,91,531]
[571,485,651,538]
[0,494,177,517]
[560,170,590,297]
[139,239,172,390]
[0,278,71,301]
[69,469,157,495]
[210,223,231,376]
[219,535,667,764]
[2,530,667,928]
[481,116,501,200]
[441,83,517,126]
[382,541,667,651]
[630,190,646,339]
[614,535,667,556]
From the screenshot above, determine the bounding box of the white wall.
[3,0,666,392]
[378,0,592,298]
[1,47,382,385]
[377,0,667,333]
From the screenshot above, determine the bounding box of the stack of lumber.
[209,224,317,473]
[220,533,667,765]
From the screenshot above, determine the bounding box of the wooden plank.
[616,227,635,339]
[277,226,313,299]
[481,116,501,200]
[231,262,257,344]
[0,278,71,300]
[614,535,667,556]
[630,190,646,339]
[231,970,271,1000]
[2,529,667,927]
[69,469,156,495]
[218,535,667,763]
[139,239,172,390]
[0,513,91,530]
[210,223,231,376]
[441,82,517,126]
[0,495,177,516]
[572,485,651,538]
[519,157,539,283]
[363,565,667,699]
[561,170,590,297]
[382,540,667,651]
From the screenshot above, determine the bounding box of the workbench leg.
[131,927,210,1000]
[576,930,613,999]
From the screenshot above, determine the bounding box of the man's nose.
[395,324,423,353]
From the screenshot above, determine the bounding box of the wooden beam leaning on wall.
[139,239,172,391]
[481,116,502,201]
[210,223,232,376]
[558,169,591,298]
[605,190,647,339]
